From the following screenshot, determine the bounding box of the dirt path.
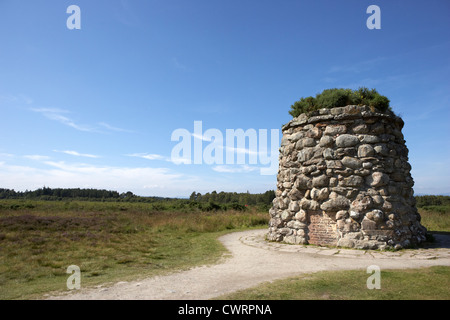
[48,229,450,300]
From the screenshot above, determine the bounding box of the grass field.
[0,200,268,300]
[418,206,450,233]
[0,200,448,300]
[217,266,450,300]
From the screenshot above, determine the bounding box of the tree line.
[1,187,447,210]
[415,195,450,208]
[0,187,144,201]
[189,190,275,206]
[0,187,276,205]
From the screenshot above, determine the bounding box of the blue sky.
[0,0,449,197]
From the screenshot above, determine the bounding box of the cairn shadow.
[423,231,450,249]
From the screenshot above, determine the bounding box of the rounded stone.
[324,125,346,136]
[287,220,305,229]
[336,134,359,147]
[336,210,348,220]
[372,195,384,206]
[318,187,330,201]
[283,235,298,244]
[297,148,314,162]
[295,174,311,190]
[342,156,362,169]
[288,188,303,201]
[294,209,307,222]
[312,174,329,188]
[352,124,369,134]
[281,210,291,221]
[269,217,283,228]
[323,148,335,160]
[358,144,375,157]
[282,182,292,189]
[289,132,304,142]
[310,188,320,200]
[366,172,389,187]
[300,137,316,148]
[362,162,373,169]
[374,144,390,156]
[340,175,364,187]
[329,177,338,187]
[319,135,334,147]
[350,210,361,220]
[358,135,380,144]
[306,127,322,139]
[351,196,373,212]
[337,238,355,248]
[288,201,300,212]
[300,199,320,210]
[371,209,384,222]
[320,196,350,211]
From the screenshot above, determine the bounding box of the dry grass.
[418,206,450,233]
[0,200,269,299]
[217,266,450,300]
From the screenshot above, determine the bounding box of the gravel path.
[48,229,450,300]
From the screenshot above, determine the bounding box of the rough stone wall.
[268,105,427,250]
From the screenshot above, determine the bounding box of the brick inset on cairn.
[268,105,427,250]
[308,212,338,246]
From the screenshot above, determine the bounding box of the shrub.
[315,88,353,109]
[205,201,222,211]
[226,203,247,211]
[289,87,391,117]
[290,97,317,115]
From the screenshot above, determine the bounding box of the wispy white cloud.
[30,108,133,134]
[127,152,194,165]
[127,152,194,164]
[30,107,69,114]
[54,150,100,158]
[127,153,166,161]
[24,155,51,161]
[98,122,134,133]
[0,94,33,105]
[31,108,97,132]
[212,165,259,173]
[44,161,104,172]
[169,157,192,165]
[0,153,14,158]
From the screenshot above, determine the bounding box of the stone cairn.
[268,105,427,250]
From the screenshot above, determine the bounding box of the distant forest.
[0,187,448,209]
[414,195,450,208]
[0,187,276,206]
[189,190,275,206]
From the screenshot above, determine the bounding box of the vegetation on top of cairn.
[289,87,391,118]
